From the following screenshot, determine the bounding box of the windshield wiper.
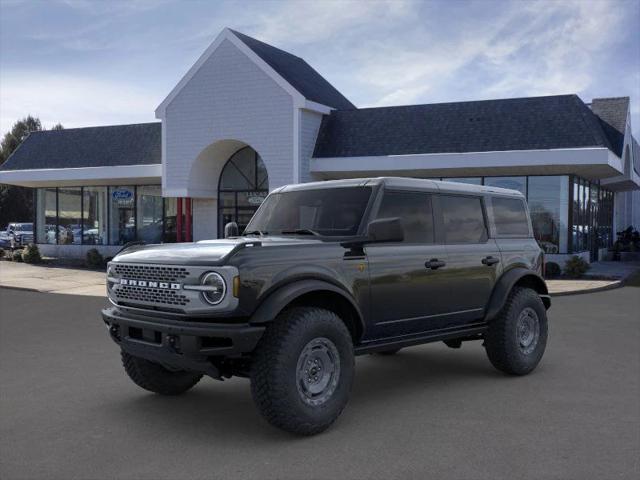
[243,230,267,236]
[280,228,320,236]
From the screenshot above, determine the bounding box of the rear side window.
[376,191,434,243]
[440,195,487,244]
[492,197,530,236]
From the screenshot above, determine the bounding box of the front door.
[365,190,451,339]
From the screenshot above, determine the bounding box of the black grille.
[113,264,189,282]
[115,285,190,306]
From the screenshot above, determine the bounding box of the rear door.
[365,190,450,338]
[435,194,501,325]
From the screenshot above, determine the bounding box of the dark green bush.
[0,249,5,259]
[545,261,561,278]
[21,244,42,264]
[12,250,23,262]
[564,256,590,278]
[86,248,105,269]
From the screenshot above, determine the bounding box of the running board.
[354,324,487,355]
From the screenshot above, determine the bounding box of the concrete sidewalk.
[0,261,106,297]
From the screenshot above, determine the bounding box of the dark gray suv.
[102,177,550,435]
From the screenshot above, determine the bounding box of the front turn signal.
[233,276,240,298]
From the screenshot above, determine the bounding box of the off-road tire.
[485,287,548,375]
[376,348,401,356]
[250,307,355,435]
[121,351,202,395]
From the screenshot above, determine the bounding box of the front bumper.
[102,307,265,377]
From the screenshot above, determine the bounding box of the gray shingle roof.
[590,97,629,157]
[313,94,616,158]
[0,122,161,171]
[230,29,355,111]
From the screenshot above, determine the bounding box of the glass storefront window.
[36,188,57,244]
[83,187,107,245]
[136,186,163,244]
[109,186,136,245]
[163,197,177,243]
[484,177,527,196]
[527,176,569,254]
[441,177,482,185]
[57,188,82,245]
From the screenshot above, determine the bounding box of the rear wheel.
[485,287,548,375]
[250,307,355,435]
[121,351,202,395]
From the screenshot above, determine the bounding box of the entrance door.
[218,147,268,236]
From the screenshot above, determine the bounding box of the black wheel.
[121,351,202,395]
[485,287,548,375]
[250,307,355,435]
[375,348,401,356]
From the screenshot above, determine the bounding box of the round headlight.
[201,272,226,305]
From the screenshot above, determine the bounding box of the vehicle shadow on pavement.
[100,345,507,441]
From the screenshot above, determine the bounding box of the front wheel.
[250,307,355,435]
[484,287,548,375]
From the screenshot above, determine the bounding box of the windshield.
[12,223,33,231]
[245,186,372,237]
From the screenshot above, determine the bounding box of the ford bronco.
[102,177,550,435]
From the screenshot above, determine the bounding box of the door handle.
[482,256,500,266]
[425,258,446,270]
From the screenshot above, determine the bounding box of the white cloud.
[0,72,158,132]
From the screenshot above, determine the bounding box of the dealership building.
[1,28,638,262]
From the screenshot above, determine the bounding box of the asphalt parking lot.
[1,287,638,480]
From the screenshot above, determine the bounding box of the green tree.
[0,116,63,228]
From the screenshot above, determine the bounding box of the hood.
[112,236,325,266]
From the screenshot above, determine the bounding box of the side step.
[354,324,487,355]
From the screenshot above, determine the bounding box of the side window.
[376,191,434,243]
[440,195,487,244]
[492,197,530,236]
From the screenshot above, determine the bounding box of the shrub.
[12,250,23,262]
[21,244,42,264]
[545,261,561,278]
[564,255,590,278]
[86,248,105,269]
[0,249,5,259]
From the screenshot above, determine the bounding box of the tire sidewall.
[281,313,354,422]
[504,290,548,374]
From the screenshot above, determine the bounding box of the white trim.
[161,121,167,190]
[293,108,301,183]
[0,164,161,187]
[302,100,333,114]
[311,147,625,179]
[155,28,307,118]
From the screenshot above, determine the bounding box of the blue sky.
[1,0,639,137]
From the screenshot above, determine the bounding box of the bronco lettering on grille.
[119,279,181,290]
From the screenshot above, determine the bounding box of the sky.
[1,0,639,137]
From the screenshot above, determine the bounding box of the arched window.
[218,146,268,236]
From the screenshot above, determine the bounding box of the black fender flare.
[484,268,550,322]
[249,279,365,333]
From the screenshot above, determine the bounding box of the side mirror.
[366,217,404,243]
[224,222,239,238]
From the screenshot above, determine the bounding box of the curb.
[0,284,41,294]
[550,280,623,297]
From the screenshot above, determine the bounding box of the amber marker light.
[233,276,240,297]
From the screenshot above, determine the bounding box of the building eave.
[0,164,162,188]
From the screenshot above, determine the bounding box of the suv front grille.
[115,285,190,306]
[113,264,189,283]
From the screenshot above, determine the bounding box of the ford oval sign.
[112,189,133,200]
